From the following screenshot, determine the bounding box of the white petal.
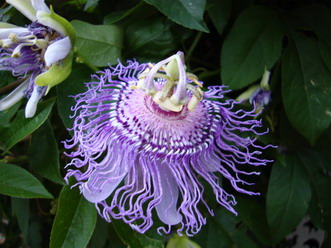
[44,37,71,67]
[6,0,37,21]
[0,27,28,39]
[0,78,29,111]
[0,22,19,28]
[31,0,49,13]
[25,85,44,118]
[155,164,182,226]
[36,10,66,36]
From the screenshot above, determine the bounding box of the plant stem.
[186,32,203,63]
[0,77,27,95]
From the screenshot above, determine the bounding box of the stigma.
[132,52,204,112]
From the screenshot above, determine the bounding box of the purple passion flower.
[0,0,75,118]
[64,52,273,235]
[249,88,271,108]
[238,69,272,111]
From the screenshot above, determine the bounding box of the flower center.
[144,95,189,121]
[0,23,56,60]
[131,52,204,113]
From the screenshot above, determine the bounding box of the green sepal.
[35,52,73,94]
[37,6,76,45]
[236,84,260,101]
[260,68,271,90]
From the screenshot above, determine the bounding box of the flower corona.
[65,52,273,235]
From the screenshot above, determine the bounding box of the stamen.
[8,33,18,43]
[133,52,204,113]
[1,38,13,48]
[11,42,35,57]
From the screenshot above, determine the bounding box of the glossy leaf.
[207,0,232,35]
[71,20,123,67]
[50,184,97,248]
[236,197,272,245]
[0,163,53,199]
[0,98,55,152]
[28,120,64,185]
[144,0,208,32]
[282,32,331,144]
[193,209,258,248]
[221,6,283,90]
[125,17,178,60]
[57,63,93,130]
[0,101,21,127]
[111,218,165,248]
[299,150,331,230]
[267,155,311,243]
[11,198,30,241]
[295,4,331,72]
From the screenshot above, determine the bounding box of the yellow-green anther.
[8,33,18,43]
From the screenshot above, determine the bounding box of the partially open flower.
[237,69,272,111]
[64,52,273,235]
[0,0,75,118]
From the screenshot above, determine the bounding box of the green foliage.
[50,184,97,248]
[111,218,165,248]
[0,0,331,247]
[57,63,93,129]
[144,0,209,32]
[282,29,331,145]
[28,120,64,185]
[0,98,55,152]
[221,6,284,90]
[207,0,232,35]
[0,163,53,199]
[267,155,311,243]
[71,20,123,67]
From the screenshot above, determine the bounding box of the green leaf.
[103,1,144,25]
[294,4,331,72]
[0,98,55,152]
[144,0,209,32]
[0,163,53,199]
[112,218,165,248]
[11,198,30,242]
[205,210,236,248]
[266,155,311,243]
[221,6,283,90]
[193,209,255,248]
[84,0,100,11]
[281,32,331,144]
[87,217,110,248]
[207,0,232,35]
[71,20,123,67]
[236,197,272,245]
[28,120,64,185]
[0,101,21,127]
[50,184,97,248]
[57,63,93,130]
[125,17,179,61]
[298,150,331,230]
